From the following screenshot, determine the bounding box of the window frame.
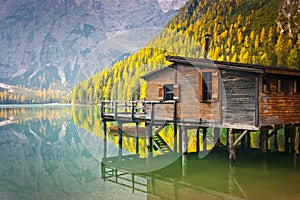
[200,70,219,103]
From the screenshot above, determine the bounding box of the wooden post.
[181,126,188,155]
[179,125,182,153]
[226,128,230,147]
[291,126,296,154]
[274,131,278,152]
[173,101,177,153]
[284,127,291,153]
[260,130,268,155]
[246,132,251,149]
[241,131,246,149]
[214,127,220,146]
[196,127,200,152]
[174,123,177,153]
[103,120,107,158]
[118,122,123,157]
[228,129,236,164]
[135,122,139,154]
[203,128,207,151]
[146,122,153,156]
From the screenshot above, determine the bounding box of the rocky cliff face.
[0,0,187,89]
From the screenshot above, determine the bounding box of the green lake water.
[1,105,300,200]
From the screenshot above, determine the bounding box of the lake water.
[1,105,300,200]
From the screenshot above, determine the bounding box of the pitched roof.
[166,56,300,76]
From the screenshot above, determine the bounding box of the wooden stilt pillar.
[203,128,207,151]
[226,128,230,147]
[118,122,123,157]
[274,132,278,152]
[146,123,153,156]
[246,132,251,149]
[260,130,268,155]
[181,126,188,155]
[103,121,107,159]
[284,127,291,153]
[179,125,182,153]
[196,127,200,152]
[291,126,296,154]
[228,129,236,164]
[214,127,220,146]
[135,122,139,154]
[182,154,188,177]
[174,123,177,153]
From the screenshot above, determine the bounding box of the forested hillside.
[72,0,300,104]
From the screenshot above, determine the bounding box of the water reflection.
[102,150,300,200]
[0,105,145,199]
[1,105,300,200]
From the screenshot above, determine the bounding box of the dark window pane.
[164,84,174,101]
[202,72,212,101]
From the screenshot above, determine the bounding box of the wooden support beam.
[146,123,153,156]
[179,125,182,153]
[284,127,291,153]
[118,122,123,157]
[260,130,268,154]
[233,130,248,147]
[246,132,251,149]
[196,127,200,152]
[274,131,278,152]
[214,127,220,145]
[290,126,296,154]
[103,122,107,159]
[203,128,207,151]
[174,123,178,153]
[135,122,139,154]
[181,126,188,155]
[228,129,236,164]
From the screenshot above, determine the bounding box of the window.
[277,79,283,93]
[164,84,174,101]
[158,84,179,101]
[200,71,218,102]
[262,76,270,93]
[202,72,212,101]
[294,79,300,93]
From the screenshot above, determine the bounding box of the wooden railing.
[100,100,176,122]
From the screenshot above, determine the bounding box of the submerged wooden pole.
[228,129,236,164]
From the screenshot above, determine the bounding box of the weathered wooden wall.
[220,69,257,129]
[176,63,221,123]
[259,74,300,126]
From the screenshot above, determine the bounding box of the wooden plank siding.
[259,74,300,126]
[221,70,257,128]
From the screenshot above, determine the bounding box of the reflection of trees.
[0,106,72,125]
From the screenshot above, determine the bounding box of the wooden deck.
[101,100,176,124]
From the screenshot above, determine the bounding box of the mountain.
[71,0,300,104]
[0,0,187,89]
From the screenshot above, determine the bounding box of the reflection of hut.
[101,55,300,162]
[101,152,300,200]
